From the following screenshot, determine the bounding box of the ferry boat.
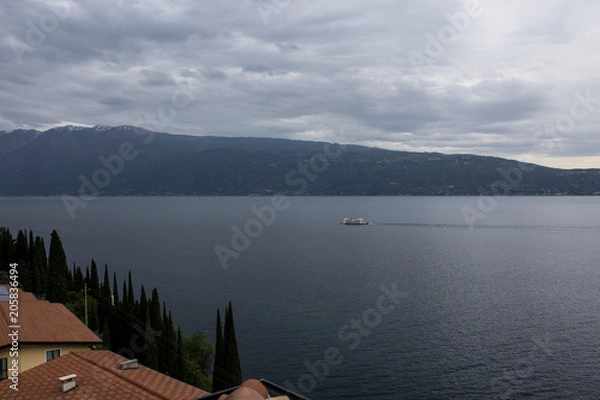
[341,217,369,225]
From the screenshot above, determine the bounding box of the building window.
[0,358,7,380]
[46,349,61,362]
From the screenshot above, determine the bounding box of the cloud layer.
[1,0,599,168]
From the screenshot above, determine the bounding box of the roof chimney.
[59,374,77,393]
[120,359,139,370]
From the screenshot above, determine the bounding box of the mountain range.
[1,125,599,196]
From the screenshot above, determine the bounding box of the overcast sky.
[1,0,599,168]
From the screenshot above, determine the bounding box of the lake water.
[1,196,600,399]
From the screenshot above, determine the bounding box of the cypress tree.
[144,317,159,370]
[46,230,69,303]
[176,327,184,380]
[166,311,177,375]
[27,233,44,295]
[212,308,225,391]
[28,230,34,263]
[149,288,162,332]
[88,297,99,332]
[71,264,77,286]
[98,265,111,334]
[15,230,31,291]
[15,230,28,261]
[135,285,149,364]
[67,262,75,289]
[122,281,129,311]
[144,287,162,370]
[108,272,121,352]
[74,266,84,291]
[158,302,169,373]
[35,237,48,294]
[112,272,120,306]
[223,302,242,387]
[127,271,135,308]
[90,259,100,294]
[134,285,151,364]
[31,253,42,295]
[102,265,110,298]
[121,279,133,352]
[138,285,148,327]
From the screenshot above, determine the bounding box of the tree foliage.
[0,227,215,391]
[46,230,68,303]
[212,302,242,391]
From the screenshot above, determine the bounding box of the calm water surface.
[1,196,599,399]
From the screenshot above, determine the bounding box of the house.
[0,350,209,399]
[0,285,103,378]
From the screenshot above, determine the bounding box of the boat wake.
[373,222,600,232]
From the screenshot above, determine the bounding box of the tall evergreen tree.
[90,259,100,294]
[138,285,149,327]
[102,265,111,298]
[15,230,32,291]
[74,266,84,291]
[31,252,42,295]
[166,311,177,375]
[143,317,159,370]
[28,230,34,263]
[149,288,162,332]
[112,272,120,306]
[87,297,99,332]
[135,285,150,364]
[34,237,48,294]
[127,271,135,307]
[212,308,225,391]
[46,230,69,303]
[176,327,184,380]
[158,302,169,373]
[98,265,112,335]
[122,280,129,310]
[142,287,162,370]
[223,302,242,387]
[67,262,74,289]
[108,271,121,352]
[15,230,28,261]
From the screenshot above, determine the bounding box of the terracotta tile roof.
[198,379,308,400]
[0,285,102,349]
[0,350,209,399]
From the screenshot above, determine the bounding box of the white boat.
[341,217,369,225]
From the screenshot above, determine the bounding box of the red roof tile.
[0,350,209,399]
[0,285,102,348]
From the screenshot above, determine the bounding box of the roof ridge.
[70,351,181,400]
